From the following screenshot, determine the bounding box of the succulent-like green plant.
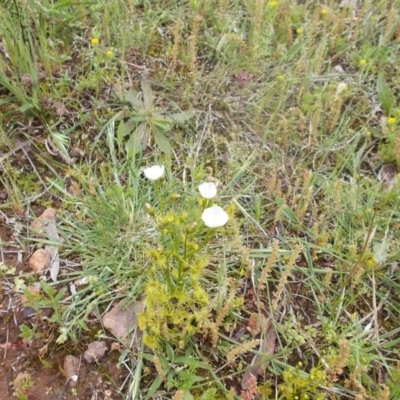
[115,79,193,156]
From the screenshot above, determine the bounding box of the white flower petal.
[201,205,229,228]
[198,182,218,199]
[75,276,89,286]
[143,165,165,181]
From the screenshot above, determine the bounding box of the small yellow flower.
[321,9,328,15]
[277,75,285,82]
[366,256,377,267]
[296,28,304,34]
[166,213,175,223]
[143,333,159,350]
[91,37,99,45]
[388,117,396,125]
[106,50,114,57]
[359,59,367,66]
[267,1,279,6]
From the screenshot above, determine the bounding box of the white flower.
[143,165,165,181]
[201,205,229,228]
[74,276,89,286]
[198,182,217,199]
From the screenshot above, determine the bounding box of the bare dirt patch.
[0,217,126,400]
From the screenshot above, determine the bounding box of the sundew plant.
[138,166,232,350]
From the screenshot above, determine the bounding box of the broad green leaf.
[0,96,17,107]
[128,114,147,123]
[136,121,150,148]
[377,73,393,115]
[125,118,138,134]
[146,376,163,397]
[116,120,125,147]
[19,324,34,340]
[170,110,195,124]
[373,235,391,263]
[165,342,175,362]
[49,313,61,323]
[125,134,137,159]
[279,42,303,64]
[55,287,67,301]
[142,353,170,370]
[154,127,172,153]
[41,281,56,297]
[154,118,173,131]
[183,392,194,400]
[19,103,33,112]
[166,370,177,388]
[126,122,150,156]
[141,79,154,110]
[125,89,142,109]
[178,371,205,385]
[173,356,199,365]
[173,358,211,370]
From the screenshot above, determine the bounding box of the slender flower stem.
[173,251,187,286]
[163,265,175,292]
[155,182,164,212]
[180,232,189,284]
[200,229,217,249]
[201,198,210,211]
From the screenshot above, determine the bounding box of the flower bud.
[145,203,156,217]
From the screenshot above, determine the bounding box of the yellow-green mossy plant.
[138,168,231,349]
[279,363,328,400]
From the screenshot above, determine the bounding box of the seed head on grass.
[273,203,288,226]
[171,19,182,70]
[153,355,166,382]
[226,339,261,365]
[272,244,302,312]
[171,391,185,400]
[210,280,238,349]
[258,240,280,292]
[331,338,350,375]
